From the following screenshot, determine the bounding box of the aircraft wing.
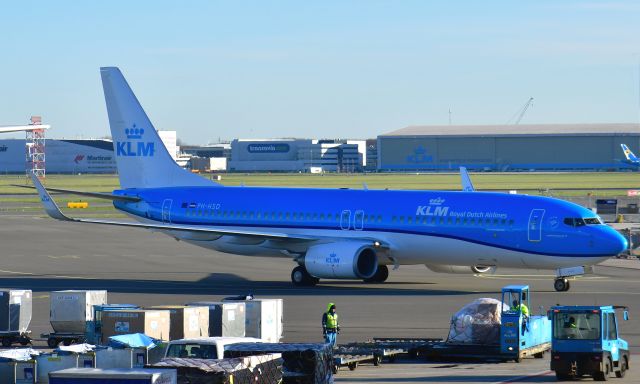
[30,174,391,250]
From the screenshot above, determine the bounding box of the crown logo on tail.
[125,124,144,139]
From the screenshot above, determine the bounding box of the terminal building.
[377,123,640,172]
[0,139,116,174]
[228,139,366,172]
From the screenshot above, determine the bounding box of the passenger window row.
[391,216,514,227]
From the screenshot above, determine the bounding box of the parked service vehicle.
[164,337,263,360]
[549,305,630,381]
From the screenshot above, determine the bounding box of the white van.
[164,337,263,360]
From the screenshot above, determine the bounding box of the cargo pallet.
[0,331,31,347]
[332,342,405,373]
[41,332,86,348]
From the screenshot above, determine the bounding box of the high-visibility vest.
[511,304,529,317]
[326,312,338,328]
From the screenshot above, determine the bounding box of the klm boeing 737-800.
[30,67,627,292]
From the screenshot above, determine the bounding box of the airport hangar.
[377,123,640,172]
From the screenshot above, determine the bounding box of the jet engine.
[425,264,496,274]
[304,242,378,279]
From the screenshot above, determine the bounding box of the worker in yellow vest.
[322,302,339,347]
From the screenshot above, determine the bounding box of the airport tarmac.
[1,214,638,382]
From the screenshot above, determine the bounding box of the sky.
[1,1,640,144]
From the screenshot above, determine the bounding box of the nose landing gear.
[553,278,570,292]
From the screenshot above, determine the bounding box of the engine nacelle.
[304,242,378,279]
[426,264,496,274]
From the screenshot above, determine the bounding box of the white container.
[48,368,177,384]
[0,290,32,333]
[36,354,78,384]
[0,359,36,384]
[224,298,283,342]
[94,348,147,369]
[50,291,108,334]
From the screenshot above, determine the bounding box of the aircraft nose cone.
[608,228,628,255]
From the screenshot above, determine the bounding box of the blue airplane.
[620,144,639,166]
[30,67,627,292]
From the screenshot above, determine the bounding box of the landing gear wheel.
[364,265,389,283]
[291,266,319,286]
[554,278,570,292]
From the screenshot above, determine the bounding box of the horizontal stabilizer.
[13,184,141,202]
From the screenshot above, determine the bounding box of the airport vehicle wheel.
[555,371,571,381]
[1,338,11,347]
[291,266,318,286]
[373,356,382,366]
[19,338,29,346]
[615,357,627,378]
[533,351,544,358]
[47,338,58,348]
[332,364,338,374]
[554,278,570,292]
[348,362,358,371]
[63,339,72,346]
[594,361,610,381]
[364,265,389,283]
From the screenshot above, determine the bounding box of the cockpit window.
[564,217,602,227]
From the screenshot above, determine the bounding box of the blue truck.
[549,305,630,381]
[419,285,552,362]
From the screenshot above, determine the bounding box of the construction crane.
[506,97,534,125]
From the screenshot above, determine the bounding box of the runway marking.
[494,370,552,383]
[0,269,98,280]
[47,255,80,260]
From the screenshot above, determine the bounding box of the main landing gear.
[291,266,319,287]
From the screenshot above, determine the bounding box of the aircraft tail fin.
[460,166,475,192]
[621,144,639,163]
[100,67,219,189]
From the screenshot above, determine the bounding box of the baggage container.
[50,290,107,334]
[147,305,209,340]
[224,298,283,342]
[0,290,32,334]
[49,368,177,384]
[0,358,36,384]
[37,353,84,384]
[95,347,148,369]
[101,310,170,341]
[186,302,245,337]
[90,304,140,344]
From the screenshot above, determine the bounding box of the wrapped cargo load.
[0,289,32,333]
[48,368,177,384]
[148,306,209,340]
[223,298,283,342]
[447,298,509,344]
[225,343,333,384]
[152,355,282,384]
[50,290,107,334]
[186,302,245,337]
[101,310,170,341]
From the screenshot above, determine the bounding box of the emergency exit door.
[528,209,545,242]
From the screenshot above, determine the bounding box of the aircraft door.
[162,199,173,223]
[340,210,351,230]
[528,209,545,242]
[354,210,364,230]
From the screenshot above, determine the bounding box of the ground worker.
[322,302,339,347]
[511,299,530,335]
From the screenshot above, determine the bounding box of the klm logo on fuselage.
[116,124,155,157]
[416,197,449,216]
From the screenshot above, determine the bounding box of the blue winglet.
[30,174,73,221]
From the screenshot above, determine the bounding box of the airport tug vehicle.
[549,305,630,381]
[418,285,551,361]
